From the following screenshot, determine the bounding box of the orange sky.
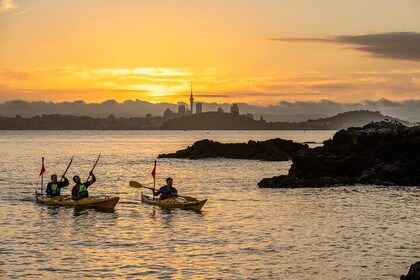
[1,0,420,104]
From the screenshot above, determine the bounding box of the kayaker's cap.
[166,177,173,182]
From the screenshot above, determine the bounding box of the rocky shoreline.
[401,261,420,280]
[158,120,419,188]
[258,121,420,188]
[158,138,308,161]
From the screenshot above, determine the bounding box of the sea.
[0,130,419,279]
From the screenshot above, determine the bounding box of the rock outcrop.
[158,138,308,161]
[258,121,420,188]
[401,261,420,280]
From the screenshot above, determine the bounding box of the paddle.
[85,154,101,183]
[129,180,197,201]
[60,156,73,182]
[74,154,101,208]
[43,157,73,200]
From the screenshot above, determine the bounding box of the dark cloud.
[236,99,420,122]
[268,32,420,62]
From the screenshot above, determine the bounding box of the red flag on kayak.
[39,157,46,176]
[151,161,156,179]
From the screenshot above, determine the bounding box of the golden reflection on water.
[0,131,419,279]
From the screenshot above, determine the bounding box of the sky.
[1,0,420,105]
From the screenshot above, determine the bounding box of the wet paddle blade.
[129,181,144,188]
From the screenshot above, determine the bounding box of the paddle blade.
[129,181,144,188]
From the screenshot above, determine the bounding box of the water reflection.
[46,207,61,216]
[160,208,175,228]
[72,208,90,217]
[149,207,157,220]
[0,131,418,279]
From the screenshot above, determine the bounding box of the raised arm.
[59,177,69,188]
[86,172,96,186]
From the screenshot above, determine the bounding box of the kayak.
[35,193,119,210]
[141,193,207,211]
[35,194,119,210]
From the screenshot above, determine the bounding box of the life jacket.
[51,183,60,196]
[78,184,88,197]
[159,186,177,200]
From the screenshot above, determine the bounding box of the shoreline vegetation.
[0,110,411,130]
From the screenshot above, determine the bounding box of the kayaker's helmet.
[166,177,173,183]
[51,174,58,181]
[73,175,80,183]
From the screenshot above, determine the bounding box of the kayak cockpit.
[141,192,207,211]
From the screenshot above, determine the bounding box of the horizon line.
[1,97,420,107]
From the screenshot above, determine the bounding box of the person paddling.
[153,177,178,200]
[71,171,96,200]
[45,174,69,197]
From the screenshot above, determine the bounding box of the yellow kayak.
[141,193,207,211]
[35,193,119,210]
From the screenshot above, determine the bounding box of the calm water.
[0,130,419,279]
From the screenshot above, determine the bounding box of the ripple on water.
[0,131,419,279]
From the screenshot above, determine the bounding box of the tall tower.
[189,82,194,114]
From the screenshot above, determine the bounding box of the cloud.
[268,32,420,62]
[0,0,17,13]
[259,98,420,122]
[1,66,420,106]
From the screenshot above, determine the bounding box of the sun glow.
[0,65,419,104]
[1,0,420,104]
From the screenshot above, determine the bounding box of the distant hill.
[0,114,163,130]
[159,110,410,130]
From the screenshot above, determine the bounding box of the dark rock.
[258,175,343,188]
[158,138,308,161]
[259,120,420,188]
[401,261,420,280]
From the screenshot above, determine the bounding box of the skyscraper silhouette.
[190,82,194,114]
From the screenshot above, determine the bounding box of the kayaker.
[45,174,69,197]
[71,171,96,200]
[153,177,178,200]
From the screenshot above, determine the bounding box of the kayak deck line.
[35,194,120,210]
[141,192,207,211]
